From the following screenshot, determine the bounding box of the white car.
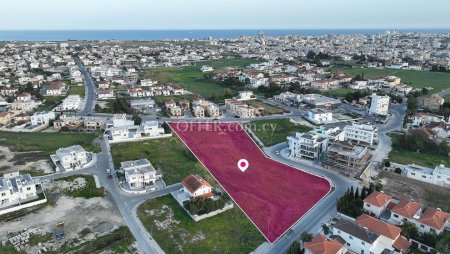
[106,168,111,174]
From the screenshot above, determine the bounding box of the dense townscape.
[0,30,450,254]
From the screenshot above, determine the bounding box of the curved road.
[74,57,97,116]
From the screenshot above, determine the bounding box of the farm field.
[139,58,261,99]
[329,67,450,93]
[137,195,264,254]
[169,122,331,243]
[245,119,312,146]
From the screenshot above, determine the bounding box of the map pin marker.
[238,159,249,172]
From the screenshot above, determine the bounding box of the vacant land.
[140,58,261,99]
[36,96,65,111]
[380,171,450,211]
[170,122,331,242]
[244,99,289,115]
[245,119,312,147]
[53,175,105,199]
[388,148,450,168]
[0,176,133,254]
[68,86,85,97]
[111,137,211,185]
[137,195,264,254]
[0,132,100,164]
[329,67,450,93]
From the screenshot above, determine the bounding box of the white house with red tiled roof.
[389,200,422,225]
[416,208,450,234]
[363,191,392,217]
[304,234,347,254]
[355,214,411,254]
[181,174,213,199]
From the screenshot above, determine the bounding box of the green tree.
[287,240,302,254]
[300,232,313,243]
[401,222,419,239]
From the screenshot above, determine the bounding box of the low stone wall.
[108,133,172,144]
[0,198,47,216]
[189,202,234,222]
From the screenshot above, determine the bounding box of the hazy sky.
[1,0,449,30]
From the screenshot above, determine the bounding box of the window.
[27,187,31,191]
[349,236,353,240]
[366,204,371,207]
[420,225,425,228]
[362,241,365,245]
[411,173,416,176]
[394,214,399,218]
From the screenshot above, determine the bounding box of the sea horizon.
[1,28,450,41]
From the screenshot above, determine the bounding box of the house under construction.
[323,140,372,177]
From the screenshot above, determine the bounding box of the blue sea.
[1,29,450,41]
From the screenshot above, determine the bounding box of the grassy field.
[388,148,450,168]
[329,67,450,93]
[68,86,85,97]
[111,137,211,185]
[244,99,289,115]
[36,96,65,111]
[55,175,105,199]
[137,195,264,254]
[0,244,21,254]
[245,119,312,146]
[140,58,261,99]
[0,132,100,163]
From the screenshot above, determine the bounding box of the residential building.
[107,114,134,129]
[121,159,159,190]
[130,99,155,110]
[45,81,65,96]
[236,91,255,101]
[389,200,422,225]
[304,234,347,254]
[416,208,450,234]
[200,65,214,72]
[181,174,213,199]
[419,94,444,111]
[404,164,450,188]
[324,140,372,177]
[225,99,257,118]
[307,109,333,124]
[363,191,392,217]
[0,172,37,209]
[288,131,328,161]
[62,95,81,111]
[193,105,205,117]
[51,145,89,171]
[83,117,106,130]
[31,111,56,126]
[332,215,410,254]
[97,88,114,99]
[109,125,141,141]
[344,122,378,146]
[206,104,220,118]
[368,94,390,116]
[169,105,183,117]
[141,121,165,136]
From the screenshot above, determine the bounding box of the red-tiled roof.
[181,174,212,195]
[392,236,412,253]
[304,234,344,254]
[418,208,450,230]
[390,200,422,219]
[363,191,392,208]
[355,214,401,240]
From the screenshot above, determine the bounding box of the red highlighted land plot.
[169,122,331,243]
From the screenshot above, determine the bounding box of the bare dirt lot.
[0,177,138,253]
[380,171,450,211]
[0,146,54,176]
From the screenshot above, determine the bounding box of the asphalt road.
[74,57,97,116]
